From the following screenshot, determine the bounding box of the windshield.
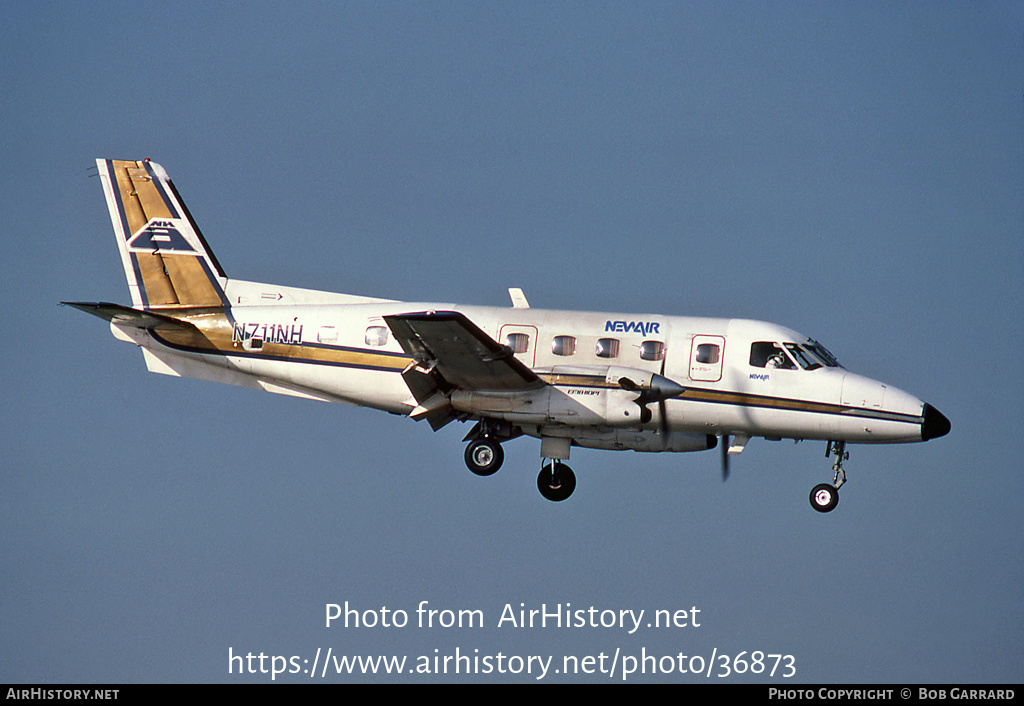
[785,343,821,370]
[804,340,842,368]
[749,340,843,371]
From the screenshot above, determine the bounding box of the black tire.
[809,483,839,513]
[465,439,504,476]
[537,462,576,502]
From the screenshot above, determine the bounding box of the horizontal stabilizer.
[62,301,198,332]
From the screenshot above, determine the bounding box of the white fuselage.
[120,278,932,453]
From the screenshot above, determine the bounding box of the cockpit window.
[750,342,795,369]
[785,343,821,371]
[751,340,842,370]
[805,340,841,368]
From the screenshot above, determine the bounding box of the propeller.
[617,368,686,447]
[720,433,730,482]
[659,358,675,446]
[657,397,671,441]
[717,433,750,481]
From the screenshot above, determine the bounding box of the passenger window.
[365,326,389,347]
[696,343,720,364]
[749,342,794,369]
[640,340,665,361]
[596,338,620,359]
[552,336,576,356]
[505,332,530,354]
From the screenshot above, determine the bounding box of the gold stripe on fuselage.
[681,388,840,415]
[149,313,917,425]
[538,373,610,388]
[151,312,411,373]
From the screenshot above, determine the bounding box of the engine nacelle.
[569,429,717,453]
[451,386,641,427]
[450,365,686,428]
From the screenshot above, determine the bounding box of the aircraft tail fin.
[96,159,228,310]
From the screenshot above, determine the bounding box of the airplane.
[65,158,951,511]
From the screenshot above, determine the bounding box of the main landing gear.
[462,435,577,502]
[537,460,576,502]
[465,438,504,476]
[810,441,848,513]
[465,433,852,508]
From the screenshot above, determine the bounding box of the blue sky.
[2,1,1021,683]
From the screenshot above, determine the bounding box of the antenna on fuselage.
[508,288,530,309]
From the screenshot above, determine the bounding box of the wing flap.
[384,311,544,393]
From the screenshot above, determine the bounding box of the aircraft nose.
[921,403,951,441]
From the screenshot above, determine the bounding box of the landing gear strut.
[810,441,848,513]
[537,460,576,502]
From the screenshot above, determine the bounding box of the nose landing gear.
[810,483,839,513]
[810,441,848,513]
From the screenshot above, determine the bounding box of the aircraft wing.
[384,311,545,392]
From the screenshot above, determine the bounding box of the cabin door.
[689,335,725,382]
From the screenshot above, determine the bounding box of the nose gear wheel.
[809,441,848,512]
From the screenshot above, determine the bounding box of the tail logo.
[127,218,197,254]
